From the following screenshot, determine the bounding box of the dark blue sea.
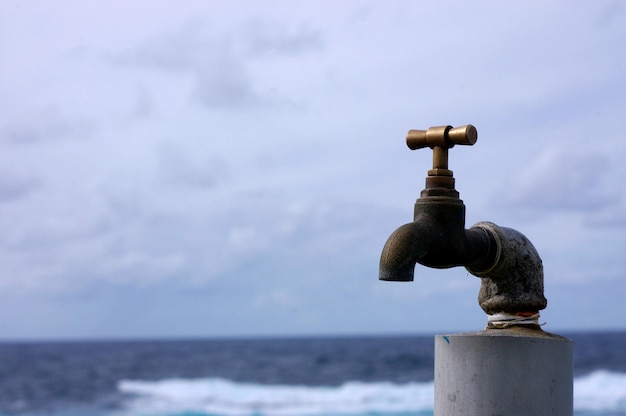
[0,331,624,416]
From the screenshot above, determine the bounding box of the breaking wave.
[116,370,626,416]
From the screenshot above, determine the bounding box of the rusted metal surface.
[379,124,546,317]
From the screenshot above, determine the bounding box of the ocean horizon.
[1,329,624,416]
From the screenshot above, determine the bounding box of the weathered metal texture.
[379,124,546,316]
[380,123,569,415]
[379,197,497,281]
[467,222,547,315]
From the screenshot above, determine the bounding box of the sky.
[1,1,625,340]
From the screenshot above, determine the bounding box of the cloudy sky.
[1,1,625,340]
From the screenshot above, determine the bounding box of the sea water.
[0,331,624,416]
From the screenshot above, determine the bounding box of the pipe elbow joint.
[466,222,547,315]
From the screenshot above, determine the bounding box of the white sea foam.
[118,378,434,416]
[574,370,626,412]
[117,371,626,416]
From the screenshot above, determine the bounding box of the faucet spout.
[379,221,427,282]
[379,195,497,281]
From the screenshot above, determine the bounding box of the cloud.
[2,1,626,338]
[496,146,618,215]
[242,21,322,57]
[254,288,302,310]
[0,173,41,202]
[584,204,626,228]
[126,84,155,120]
[1,107,95,145]
[0,170,392,301]
[156,141,228,189]
[109,20,322,110]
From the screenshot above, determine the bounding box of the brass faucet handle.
[406,125,477,150]
[406,124,477,177]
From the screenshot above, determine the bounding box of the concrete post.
[434,327,573,416]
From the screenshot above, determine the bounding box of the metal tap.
[379,125,547,319]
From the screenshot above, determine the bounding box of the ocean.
[0,331,624,416]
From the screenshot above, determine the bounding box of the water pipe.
[379,124,573,415]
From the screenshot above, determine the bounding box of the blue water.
[0,331,624,416]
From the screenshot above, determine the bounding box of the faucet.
[379,125,547,324]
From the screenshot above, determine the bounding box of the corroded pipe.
[379,124,547,318]
[467,222,547,315]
